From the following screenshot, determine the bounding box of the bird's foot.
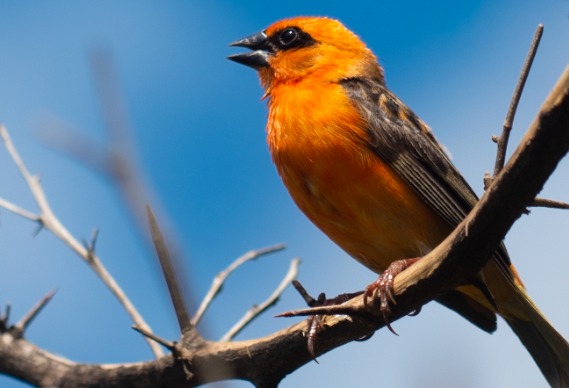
[363,258,420,334]
[291,280,362,359]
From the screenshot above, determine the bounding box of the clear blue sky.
[1,1,568,387]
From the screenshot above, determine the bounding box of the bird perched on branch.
[229,16,569,386]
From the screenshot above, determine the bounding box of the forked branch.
[491,24,543,177]
[1,62,567,388]
[0,125,163,357]
[485,24,568,210]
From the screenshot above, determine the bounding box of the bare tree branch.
[491,24,543,178]
[0,197,39,222]
[531,197,569,209]
[1,62,567,388]
[0,125,163,357]
[11,290,57,338]
[192,243,286,326]
[485,25,568,210]
[132,325,176,351]
[221,257,300,341]
[146,206,193,334]
[41,51,202,339]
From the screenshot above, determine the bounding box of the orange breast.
[267,81,452,273]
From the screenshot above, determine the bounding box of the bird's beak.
[228,31,272,69]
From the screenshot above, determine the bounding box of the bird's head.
[229,17,384,92]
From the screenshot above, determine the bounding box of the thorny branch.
[491,24,543,177]
[41,50,177,245]
[221,257,300,341]
[1,27,568,387]
[531,197,569,210]
[484,24,569,210]
[2,51,296,362]
[132,325,177,351]
[192,243,286,326]
[4,290,57,340]
[147,206,193,334]
[0,123,302,384]
[12,290,57,334]
[1,62,568,385]
[0,125,163,358]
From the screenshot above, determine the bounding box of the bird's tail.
[501,286,569,388]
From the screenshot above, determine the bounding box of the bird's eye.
[278,28,299,47]
[270,27,316,51]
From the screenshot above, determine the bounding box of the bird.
[228,16,569,386]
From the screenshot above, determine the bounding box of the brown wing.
[340,76,516,332]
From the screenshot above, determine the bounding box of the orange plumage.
[230,16,569,386]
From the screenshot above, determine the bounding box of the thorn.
[82,228,100,263]
[532,197,569,210]
[12,289,57,338]
[4,304,11,322]
[220,257,300,341]
[31,221,45,238]
[192,243,286,326]
[146,206,192,334]
[0,304,12,331]
[291,280,318,306]
[132,325,175,351]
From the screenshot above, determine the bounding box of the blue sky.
[0,1,568,387]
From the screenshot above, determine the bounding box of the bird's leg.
[363,258,420,334]
[291,280,362,359]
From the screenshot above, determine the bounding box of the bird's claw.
[363,258,420,334]
[291,280,362,359]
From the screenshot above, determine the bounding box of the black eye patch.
[269,27,317,51]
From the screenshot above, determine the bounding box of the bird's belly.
[278,147,452,274]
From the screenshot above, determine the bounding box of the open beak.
[228,31,272,69]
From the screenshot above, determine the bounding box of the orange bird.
[229,17,569,385]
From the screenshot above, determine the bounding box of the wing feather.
[340,77,516,331]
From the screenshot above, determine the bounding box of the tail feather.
[506,317,569,387]
[501,289,569,388]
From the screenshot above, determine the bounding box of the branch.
[395,64,569,297]
[132,325,176,351]
[0,197,39,222]
[492,24,543,177]
[485,25,568,210]
[531,197,569,209]
[0,125,163,357]
[41,50,177,241]
[2,63,567,388]
[11,290,57,339]
[192,243,286,326]
[221,257,300,341]
[146,207,193,334]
